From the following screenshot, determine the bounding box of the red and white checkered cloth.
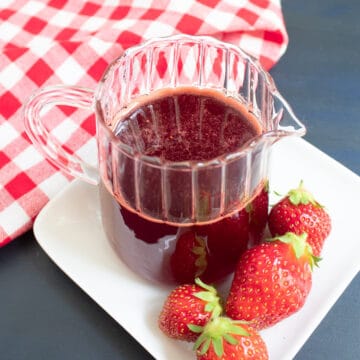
[0,0,288,246]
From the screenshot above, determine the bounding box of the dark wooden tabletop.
[0,1,359,359]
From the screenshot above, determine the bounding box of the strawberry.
[206,208,250,275]
[170,230,209,284]
[205,182,269,281]
[268,181,331,256]
[159,278,222,342]
[247,182,269,247]
[192,316,268,360]
[225,232,319,330]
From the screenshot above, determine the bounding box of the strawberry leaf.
[213,336,224,357]
[223,333,238,345]
[288,180,323,207]
[188,324,204,333]
[200,338,212,355]
[193,317,250,358]
[269,232,308,259]
[196,291,216,302]
[268,232,321,270]
[195,332,211,355]
[194,277,213,291]
[309,254,322,270]
[193,278,223,319]
[192,236,208,277]
[227,324,250,337]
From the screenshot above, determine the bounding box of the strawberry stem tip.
[193,278,223,319]
[267,232,321,270]
[288,180,323,207]
[193,317,250,357]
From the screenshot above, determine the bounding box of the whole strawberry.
[268,181,331,256]
[193,316,268,360]
[206,208,250,276]
[225,232,319,330]
[247,181,269,247]
[170,231,209,284]
[159,278,222,342]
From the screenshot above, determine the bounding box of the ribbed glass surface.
[96,35,305,225]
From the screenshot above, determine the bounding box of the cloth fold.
[0,0,288,246]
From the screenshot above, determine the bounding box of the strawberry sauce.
[99,87,268,284]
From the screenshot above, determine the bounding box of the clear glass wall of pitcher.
[24,35,306,284]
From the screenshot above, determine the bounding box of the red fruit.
[247,182,269,247]
[170,230,209,284]
[225,232,319,330]
[207,208,250,271]
[268,181,331,256]
[159,278,222,342]
[193,316,268,360]
[205,182,269,280]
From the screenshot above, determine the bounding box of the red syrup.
[99,87,268,284]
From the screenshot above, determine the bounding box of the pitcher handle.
[23,85,99,185]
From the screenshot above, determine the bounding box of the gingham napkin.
[0,0,288,246]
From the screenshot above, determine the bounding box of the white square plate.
[34,137,360,360]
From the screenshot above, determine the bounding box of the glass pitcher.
[24,35,305,284]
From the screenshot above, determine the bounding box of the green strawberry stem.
[192,235,208,277]
[267,232,321,270]
[193,278,223,319]
[288,180,323,207]
[192,317,250,357]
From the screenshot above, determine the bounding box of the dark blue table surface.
[271,2,360,359]
[0,1,359,359]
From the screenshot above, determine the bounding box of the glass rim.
[94,34,288,169]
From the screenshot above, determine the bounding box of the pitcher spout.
[266,91,306,142]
